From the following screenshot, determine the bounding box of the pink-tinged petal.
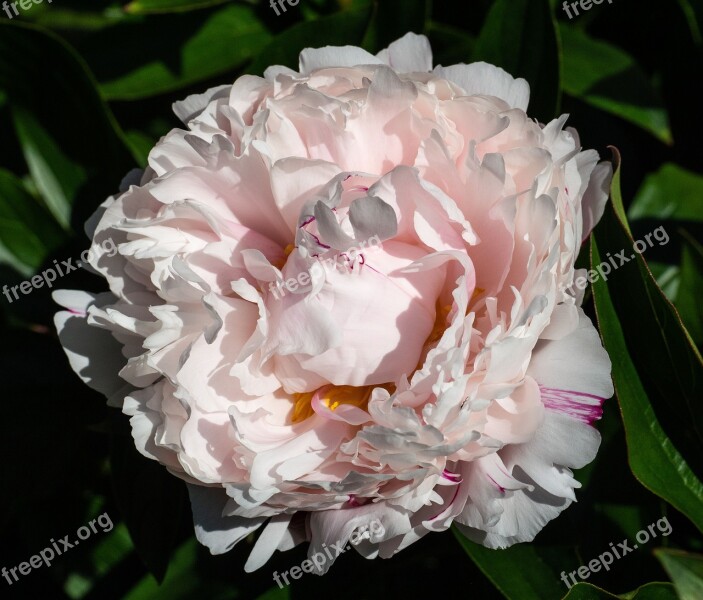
[147,155,291,247]
[376,33,433,73]
[53,290,131,407]
[483,377,545,444]
[528,308,614,403]
[299,46,384,74]
[173,84,231,124]
[540,302,579,341]
[539,386,605,425]
[458,410,600,548]
[311,388,372,426]
[123,380,183,471]
[434,62,530,111]
[248,419,350,489]
[187,484,266,554]
[581,161,613,241]
[244,514,293,572]
[308,504,411,574]
[271,241,446,388]
[270,158,342,235]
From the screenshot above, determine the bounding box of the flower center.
[291,384,394,423]
[272,244,296,270]
[427,303,453,345]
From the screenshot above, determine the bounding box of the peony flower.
[54,32,614,572]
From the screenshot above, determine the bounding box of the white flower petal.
[187,484,266,554]
[434,62,530,111]
[377,32,433,73]
[299,45,384,74]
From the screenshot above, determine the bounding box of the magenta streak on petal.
[428,485,461,522]
[486,474,505,494]
[539,385,605,425]
[307,232,330,250]
[68,308,85,316]
[362,263,382,277]
[442,469,461,483]
[298,215,331,249]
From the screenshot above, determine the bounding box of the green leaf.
[655,549,703,600]
[362,0,428,53]
[0,243,31,278]
[247,4,373,75]
[648,263,681,303]
[427,21,475,65]
[591,152,703,534]
[123,538,238,600]
[563,582,678,599]
[592,503,651,542]
[125,130,156,169]
[81,4,272,100]
[676,231,703,346]
[0,20,138,228]
[0,168,65,273]
[628,164,703,222]
[560,25,672,144]
[19,6,125,32]
[11,105,86,230]
[453,528,567,600]
[599,151,703,454]
[471,0,560,123]
[110,435,186,582]
[125,0,232,14]
[678,0,703,47]
[63,522,134,599]
[256,587,290,600]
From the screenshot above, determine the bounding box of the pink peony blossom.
[55,33,613,572]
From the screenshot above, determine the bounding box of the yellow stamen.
[291,392,316,423]
[427,303,453,344]
[272,244,296,270]
[291,384,395,423]
[322,386,373,412]
[470,286,486,305]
